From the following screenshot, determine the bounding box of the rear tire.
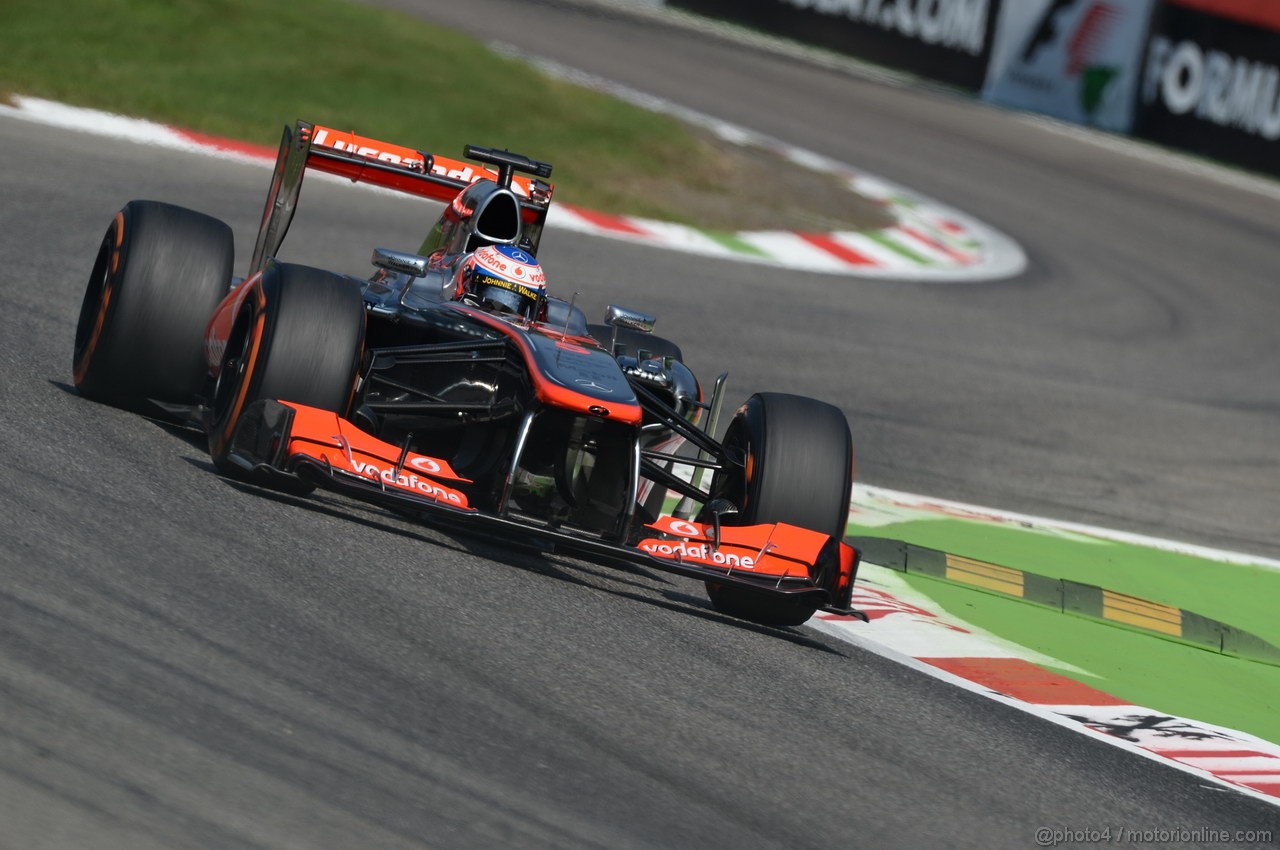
[702,393,853,627]
[207,261,366,485]
[73,200,234,410]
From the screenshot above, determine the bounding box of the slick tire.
[208,261,366,489]
[588,324,683,363]
[702,392,854,628]
[73,200,234,411]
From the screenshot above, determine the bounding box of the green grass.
[0,0,744,224]
[846,515,1280,743]
[847,517,1280,646]
[899,568,1280,745]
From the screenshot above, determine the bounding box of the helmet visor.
[471,272,542,319]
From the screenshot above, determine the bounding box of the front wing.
[224,400,863,616]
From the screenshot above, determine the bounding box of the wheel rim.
[72,229,116,383]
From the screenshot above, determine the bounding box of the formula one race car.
[72,121,863,627]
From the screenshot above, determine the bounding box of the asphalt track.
[2,0,1279,847]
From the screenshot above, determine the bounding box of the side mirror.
[372,247,429,277]
[605,304,656,333]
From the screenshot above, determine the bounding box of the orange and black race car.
[72,121,864,627]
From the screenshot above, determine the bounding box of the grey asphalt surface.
[3,1,1280,848]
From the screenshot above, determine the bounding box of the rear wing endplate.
[249,121,554,275]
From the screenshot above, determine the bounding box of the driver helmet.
[453,244,547,321]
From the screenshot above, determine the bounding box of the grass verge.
[0,0,887,231]
[898,569,1280,746]
[846,515,1280,743]
[847,517,1280,646]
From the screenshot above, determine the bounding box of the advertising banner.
[669,0,1002,91]
[1133,0,1280,176]
[982,0,1156,133]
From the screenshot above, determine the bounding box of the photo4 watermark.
[1035,826,1273,846]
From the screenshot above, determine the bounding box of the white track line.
[811,567,1280,808]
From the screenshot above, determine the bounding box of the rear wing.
[249,121,554,275]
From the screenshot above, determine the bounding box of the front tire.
[702,393,853,627]
[208,261,366,485]
[73,200,234,411]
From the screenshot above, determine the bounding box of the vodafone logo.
[349,459,463,505]
[474,248,547,288]
[640,540,757,569]
[667,519,704,538]
[408,456,442,475]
